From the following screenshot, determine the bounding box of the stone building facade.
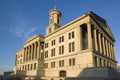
[14,7,117,80]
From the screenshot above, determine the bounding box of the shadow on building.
[64,67,120,80]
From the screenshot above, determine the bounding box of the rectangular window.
[62,60,64,67]
[59,61,61,67]
[69,42,75,53]
[54,39,55,45]
[34,63,36,70]
[51,39,55,46]
[69,58,75,66]
[94,56,97,67]
[28,64,29,70]
[73,58,75,66]
[59,60,64,67]
[59,45,64,55]
[62,46,64,54]
[59,36,64,43]
[44,63,48,68]
[59,46,61,55]
[51,62,55,68]
[59,37,61,43]
[72,42,75,52]
[45,43,49,48]
[25,65,27,71]
[69,43,71,52]
[69,31,75,39]
[72,31,75,38]
[69,59,71,66]
[45,51,48,58]
[31,64,32,70]
[51,48,55,57]
[69,33,71,39]
[62,36,64,42]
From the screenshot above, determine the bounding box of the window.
[34,63,36,70]
[45,51,48,58]
[81,24,88,50]
[68,31,75,39]
[31,64,33,70]
[69,42,75,53]
[59,36,64,43]
[49,28,51,33]
[99,58,102,66]
[45,43,49,48]
[94,56,97,67]
[28,64,29,70]
[69,58,75,66]
[72,31,75,38]
[59,70,66,77]
[59,60,64,67]
[44,63,48,68]
[59,45,64,55]
[25,65,27,71]
[51,62,55,68]
[69,33,71,39]
[51,39,55,46]
[51,48,55,57]
[23,66,24,71]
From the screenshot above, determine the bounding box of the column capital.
[86,21,91,24]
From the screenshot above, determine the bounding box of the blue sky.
[0,0,120,75]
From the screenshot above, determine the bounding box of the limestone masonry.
[14,6,118,80]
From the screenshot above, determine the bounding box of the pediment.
[89,11,115,41]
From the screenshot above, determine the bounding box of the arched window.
[59,70,66,77]
[49,28,51,33]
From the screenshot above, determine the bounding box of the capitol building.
[14,5,118,80]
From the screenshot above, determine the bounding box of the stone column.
[15,55,17,66]
[102,36,106,55]
[31,44,33,60]
[87,22,93,50]
[29,45,31,60]
[80,26,82,51]
[110,44,113,59]
[28,46,30,61]
[107,41,110,58]
[111,44,115,60]
[97,57,100,67]
[101,59,104,67]
[98,32,102,53]
[94,27,98,51]
[23,48,26,62]
[77,25,82,51]
[112,45,115,60]
[106,39,109,57]
[109,43,112,59]
[37,41,40,59]
[25,47,27,62]
[34,43,36,59]
[26,47,28,61]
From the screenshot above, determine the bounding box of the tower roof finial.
[54,0,56,9]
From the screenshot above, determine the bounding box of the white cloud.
[10,26,37,40]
